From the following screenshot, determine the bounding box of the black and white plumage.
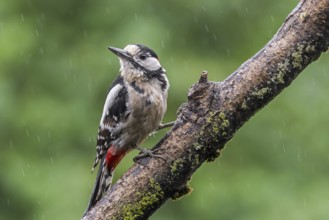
[85,44,169,213]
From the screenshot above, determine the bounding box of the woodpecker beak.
[108,46,132,61]
[108,46,163,78]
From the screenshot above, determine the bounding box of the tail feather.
[84,157,109,215]
[84,146,127,215]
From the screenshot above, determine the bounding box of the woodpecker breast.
[111,73,168,152]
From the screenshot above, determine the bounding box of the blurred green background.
[1,0,329,219]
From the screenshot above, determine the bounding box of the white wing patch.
[100,84,123,127]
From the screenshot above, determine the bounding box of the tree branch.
[83,0,329,219]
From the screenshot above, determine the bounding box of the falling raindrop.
[26,129,30,137]
[204,24,209,33]
[212,34,217,41]
[69,59,73,68]
[278,130,283,139]
[161,40,165,49]
[76,199,81,206]
[322,69,327,77]
[297,153,301,162]
[226,49,231,57]
[21,168,26,177]
[209,182,214,190]
[50,157,55,165]
[20,13,25,22]
[9,140,13,149]
[107,57,113,65]
[39,48,44,55]
[37,136,41,143]
[35,29,40,37]
[88,82,92,92]
[312,78,316,86]
[134,13,138,21]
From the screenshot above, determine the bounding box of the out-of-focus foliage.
[1,0,329,219]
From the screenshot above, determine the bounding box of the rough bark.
[83,0,329,219]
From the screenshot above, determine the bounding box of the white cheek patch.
[143,57,161,71]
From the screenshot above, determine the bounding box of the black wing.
[92,76,128,171]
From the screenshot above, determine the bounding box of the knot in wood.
[187,72,211,102]
[198,71,208,83]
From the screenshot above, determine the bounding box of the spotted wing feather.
[91,76,128,171]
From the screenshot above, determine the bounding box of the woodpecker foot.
[156,121,175,131]
[133,147,166,164]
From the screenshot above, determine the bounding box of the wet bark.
[82,0,329,219]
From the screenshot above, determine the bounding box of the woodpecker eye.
[139,54,147,60]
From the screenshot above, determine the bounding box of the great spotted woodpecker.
[85,44,169,213]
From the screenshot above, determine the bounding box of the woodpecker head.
[108,44,165,81]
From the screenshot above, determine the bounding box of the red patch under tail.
[105,146,127,173]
